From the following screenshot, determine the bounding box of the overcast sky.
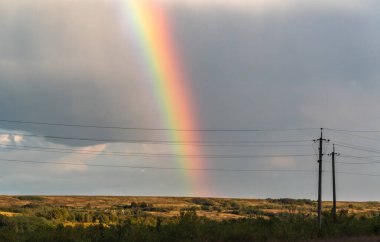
[1,0,380,200]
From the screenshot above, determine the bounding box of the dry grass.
[0,211,20,217]
[0,196,379,220]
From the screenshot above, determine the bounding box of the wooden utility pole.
[330,144,339,222]
[314,128,329,229]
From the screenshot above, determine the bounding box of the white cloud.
[53,144,108,172]
[0,134,10,144]
[78,144,108,153]
[13,135,24,143]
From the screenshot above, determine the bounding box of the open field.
[0,196,380,241]
[0,196,379,220]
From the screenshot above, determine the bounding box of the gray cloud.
[1,0,380,199]
[2,1,380,137]
[171,4,380,130]
[0,0,168,145]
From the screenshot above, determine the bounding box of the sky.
[1,0,380,201]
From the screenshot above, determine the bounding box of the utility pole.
[329,144,339,222]
[314,128,329,229]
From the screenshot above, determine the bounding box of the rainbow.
[121,0,207,196]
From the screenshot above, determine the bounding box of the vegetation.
[0,196,379,241]
[16,196,45,201]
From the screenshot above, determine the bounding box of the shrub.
[191,198,214,206]
[17,196,45,201]
[267,198,314,206]
[201,205,211,211]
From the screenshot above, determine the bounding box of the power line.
[0,142,311,154]
[335,141,374,147]
[341,154,380,159]
[1,157,379,177]
[328,130,380,142]
[336,171,380,177]
[335,143,380,154]
[335,141,380,150]
[326,128,380,133]
[0,140,311,148]
[337,161,380,165]
[0,158,316,172]
[338,155,380,164]
[1,143,129,154]
[0,132,312,145]
[0,145,314,159]
[0,119,318,132]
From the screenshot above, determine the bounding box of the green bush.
[201,205,211,211]
[17,196,45,202]
[0,214,379,241]
[191,198,214,206]
[267,198,314,206]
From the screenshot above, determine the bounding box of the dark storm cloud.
[171,4,380,130]
[0,0,168,145]
[1,1,380,143]
[1,0,380,199]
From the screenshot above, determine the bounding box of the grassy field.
[0,196,380,241]
[0,196,379,221]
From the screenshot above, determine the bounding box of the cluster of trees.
[128,202,169,212]
[190,198,242,213]
[0,210,380,241]
[0,199,379,241]
[266,198,315,206]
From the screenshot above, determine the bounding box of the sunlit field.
[0,196,380,241]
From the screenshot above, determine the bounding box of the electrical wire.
[0,157,379,177]
[326,128,380,133]
[0,119,318,132]
[0,145,315,159]
[328,130,380,142]
[335,143,380,154]
[0,132,312,145]
[336,171,380,177]
[0,158,316,172]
